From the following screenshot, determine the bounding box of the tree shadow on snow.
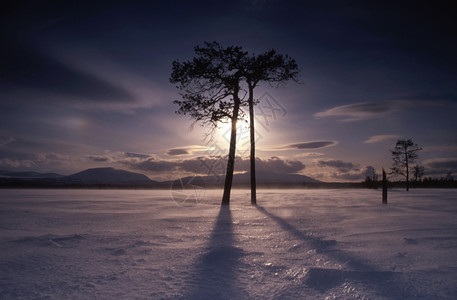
[180,205,247,299]
[256,206,417,299]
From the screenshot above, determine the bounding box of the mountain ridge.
[0,167,320,187]
[64,167,154,184]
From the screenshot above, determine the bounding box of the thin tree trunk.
[382,168,388,204]
[405,145,410,191]
[221,96,240,205]
[248,85,257,205]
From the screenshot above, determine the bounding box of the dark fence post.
[382,168,388,204]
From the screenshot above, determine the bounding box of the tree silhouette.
[243,50,299,205]
[170,42,249,205]
[171,42,299,205]
[412,165,425,182]
[390,139,422,191]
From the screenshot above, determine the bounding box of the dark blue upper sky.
[1,0,456,181]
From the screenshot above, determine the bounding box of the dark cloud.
[424,158,457,176]
[167,149,190,156]
[253,157,305,174]
[0,38,135,103]
[317,165,378,182]
[282,141,338,150]
[317,160,358,173]
[180,157,218,174]
[123,158,178,173]
[268,141,338,152]
[88,155,111,162]
[194,156,305,175]
[328,172,365,182]
[166,145,211,156]
[123,156,305,176]
[124,152,151,159]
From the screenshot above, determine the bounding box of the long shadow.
[256,206,370,270]
[256,206,413,298]
[181,205,247,299]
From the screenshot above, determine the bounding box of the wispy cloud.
[314,96,457,122]
[87,155,112,162]
[295,152,324,158]
[314,100,408,122]
[124,152,151,159]
[364,135,400,143]
[422,146,457,153]
[0,41,174,115]
[166,145,211,156]
[423,158,457,176]
[0,136,16,147]
[0,158,36,169]
[265,140,338,151]
[54,48,172,113]
[1,39,135,104]
[316,159,359,173]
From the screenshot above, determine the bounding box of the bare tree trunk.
[382,168,388,204]
[248,85,257,205]
[405,144,410,191]
[221,97,240,205]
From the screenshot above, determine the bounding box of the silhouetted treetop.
[170,42,249,128]
[170,42,299,129]
[245,49,299,86]
[390,138,422,191]
[170,41,300,205]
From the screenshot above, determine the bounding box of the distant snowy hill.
[0,167,320,187]
[64,167,154,184]
[0,170,63,179]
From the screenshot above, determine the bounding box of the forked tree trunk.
[221,97,240,205]
[248,85,257,205]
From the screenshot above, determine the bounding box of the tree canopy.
[390,139,422,191]
[171,42,248,130]
[170,42,299,205]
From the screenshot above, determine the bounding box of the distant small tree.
[390,139,422,191]
[363,173,378,189]
[412,165,425,182]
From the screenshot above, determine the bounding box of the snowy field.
[1,188,456,299]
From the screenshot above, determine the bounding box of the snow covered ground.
[1,188,456,299]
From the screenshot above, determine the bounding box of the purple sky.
[1,0,456,182]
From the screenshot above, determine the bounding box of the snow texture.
[1,189,456,299]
